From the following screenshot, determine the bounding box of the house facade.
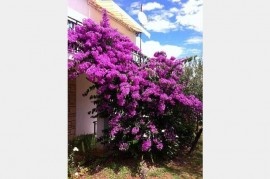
[68,0,150,140]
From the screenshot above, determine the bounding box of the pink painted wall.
[68,0,136,42]
[68,0,89,17]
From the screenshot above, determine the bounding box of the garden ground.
[70,136,202,179]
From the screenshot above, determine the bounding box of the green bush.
[68,134,96,166]
[69,134,96,153]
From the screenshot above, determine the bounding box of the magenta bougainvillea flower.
[153,138,163,150]
[142,139,152,152]
[119,142,129,151]
[68,10,202,154]
[131,127,140,135]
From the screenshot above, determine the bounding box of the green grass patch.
[69,135,203,179]
[148,168,167,177]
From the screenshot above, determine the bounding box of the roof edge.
[88,0,150,38]
[109,1,150,38]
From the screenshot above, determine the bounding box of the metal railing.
[67,17,149,65]
[68,16,82,29]
[132,51,149,65]
[68,17,82,54]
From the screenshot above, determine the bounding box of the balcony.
[67,17,149,65]
[68,16,82,29]
[132,51,149,65]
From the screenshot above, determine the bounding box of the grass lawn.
[69,136,202,179]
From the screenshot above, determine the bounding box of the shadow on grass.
[86,152,141,178]
[77,137,202,178]
[148,137,202,178]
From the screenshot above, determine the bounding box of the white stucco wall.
[76,75,97,136]
[76,74,108,137]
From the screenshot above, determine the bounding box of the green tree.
[182,56,203,102]
[181,56,203,154]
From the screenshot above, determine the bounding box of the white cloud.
[137,39,184,58]
[170,0,182,3]
[130,0,203,33]
[176,0,203,32]
[169,7,179,13]
[144,21,176,33]
[130,2,140,8]
[180,0,202,15]
[144,18,177,33]
[185,36,203,44]
[187,48,201,54]
[143,2,164,11]
[129,1,164,15]
[130,2,140,15]
[144,11,177,33]
[129,2,175,33]
[161,10,175,18]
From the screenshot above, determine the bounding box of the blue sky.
[114,0,203,59]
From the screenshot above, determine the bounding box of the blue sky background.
[114,0,203,59]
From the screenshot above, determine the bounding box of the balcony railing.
[68,17,82,55]
[67,17,149,65]
[132,51,149,65]
[68,16,82,29]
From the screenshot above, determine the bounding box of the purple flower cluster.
[119,142,129,151]
[131,127,139,135]
[153,138,163,150]
[148,123,158,134]
[68,10,202,153]
[142,139,152,152]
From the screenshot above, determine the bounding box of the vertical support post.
[139,32,142,64]
[139,3,143,64]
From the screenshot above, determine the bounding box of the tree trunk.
[196,120,199,132]
[188,128,203,155]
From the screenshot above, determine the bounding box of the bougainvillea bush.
[68,10,202,159]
